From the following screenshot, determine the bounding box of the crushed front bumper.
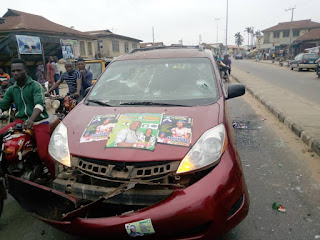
[7,148,249,239]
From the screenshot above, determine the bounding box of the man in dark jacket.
[0,58,54,178]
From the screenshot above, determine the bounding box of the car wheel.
[297,65,301,71]
[290,66,293,70]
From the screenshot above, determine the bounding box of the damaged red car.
[8,46,249,239]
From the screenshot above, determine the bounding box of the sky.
[1,0,319,46]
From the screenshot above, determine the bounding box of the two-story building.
[261,19,320,51]
[86,30,142,60]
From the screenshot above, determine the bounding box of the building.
[86,30,142,60]
[227,45,245,54]
[292,28,320,55]
[261,19,320,50]
[0,9,96,77]
[206,43,226,55]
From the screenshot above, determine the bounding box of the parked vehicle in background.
[290,53,319,71]
[234,53,243,60]
[8,46,249,239]
[85,59,110,84]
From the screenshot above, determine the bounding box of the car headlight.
[176,124,227,174]
[48,122,71,167]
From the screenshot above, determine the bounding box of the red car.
[9,46,248,239]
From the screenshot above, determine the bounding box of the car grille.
[72,157,180,180]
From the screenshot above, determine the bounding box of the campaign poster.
[157,115,193,147]
[106,113,162,151]
[80,114,118,143]
[16,35,42,54]
[125,218,155,237]
[60,39,78,60]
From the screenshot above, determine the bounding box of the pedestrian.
[0,67,10,93]
[272,52,275,61]
[51,56,60,95]
[77,58,93,98]
[46,56,55,94]
[36,64,46,86]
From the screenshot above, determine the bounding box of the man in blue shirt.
[46,61,81,98]
[77,58,93,98]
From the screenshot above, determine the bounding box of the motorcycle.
[0,123,49,217]
[45,95,77,120]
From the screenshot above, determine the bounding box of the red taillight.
[300,60,308,63]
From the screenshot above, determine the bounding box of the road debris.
[272,202,286,213]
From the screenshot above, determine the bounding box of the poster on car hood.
[106,113,162,151]
[80,114,118,143]
[157,115,193,147]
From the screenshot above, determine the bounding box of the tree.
[245,27,252,49]
[234,32,244,47]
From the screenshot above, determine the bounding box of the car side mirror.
[226,83,245,100]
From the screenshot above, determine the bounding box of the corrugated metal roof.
[262,19,320,32]
[0,9,95,39]
[295,28,320,41]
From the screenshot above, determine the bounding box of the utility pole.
[225,0,229,52]
[285,6,296,59]
[199,34,202,45]
[215,18,220,43]
[152,26,155,45]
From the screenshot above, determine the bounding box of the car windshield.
[87,58,219,106]
[86,62,102,80]
[302,54,319,60]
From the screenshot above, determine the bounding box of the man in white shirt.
[115,121,142,147]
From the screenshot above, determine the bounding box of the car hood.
[63,101,221,162]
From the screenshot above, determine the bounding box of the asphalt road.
[232,59,320,105]
[1,81,320,239]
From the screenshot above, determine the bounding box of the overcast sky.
[1,0,319,46]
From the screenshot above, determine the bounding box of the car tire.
[297,65,301,71]
[290,66,293,70]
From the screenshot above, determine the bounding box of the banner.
[16,35,42,54]
[60,39,78,60]
[106,113,162,151]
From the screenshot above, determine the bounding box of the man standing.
[51,56,60,95]
[0,67,10,93]
[46,61,81,100]
[46,56,55,91]
[77,59,93,98]
[0,59,55,178]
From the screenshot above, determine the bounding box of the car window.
[88,58,219,106]
[295,54,302,60]
[302,54,319,60]
[86,62,102,80]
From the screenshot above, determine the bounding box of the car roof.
[116,47,213,61]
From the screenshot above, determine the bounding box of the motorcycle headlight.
[48,122,71,167]
[176,124,227,174]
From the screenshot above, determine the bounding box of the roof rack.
[129,45,202,54]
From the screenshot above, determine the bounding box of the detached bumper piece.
[7,175,77,220]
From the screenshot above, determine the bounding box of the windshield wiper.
[86,99,113,106]
[119,101,189,107]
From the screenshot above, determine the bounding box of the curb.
[231,74,320,157]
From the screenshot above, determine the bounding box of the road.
[232,59,320,105]
[1,80,320,239]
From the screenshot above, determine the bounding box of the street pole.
[225,0,228,53]
[152,26,155,45]
[215,18,220,43]
[285,6,296,59]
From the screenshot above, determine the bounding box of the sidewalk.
[231,66,320,156]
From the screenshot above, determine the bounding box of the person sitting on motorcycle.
[46,61,81,101]
[222,54,231,75]
[0,58,55,178]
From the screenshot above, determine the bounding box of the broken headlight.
[49,122,71,167]
[176,124,227,174]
